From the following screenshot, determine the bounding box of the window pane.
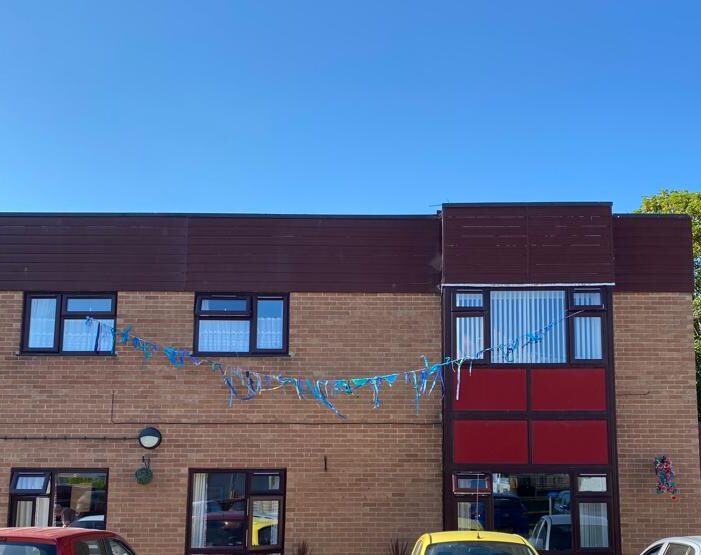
[35,497,50,527]
[456,316,484,359]
[66,298,113,312]
[13,500,34,526]
[108,540,135,555]
[54,472,108,530]
[491,291,566,364]
[28,298,57,348]
[579,502,609,548]
[74,541,101,555]
[62,319,115,352]
[456,293,483,308]
[201,298,248,312]
[0,542,55,555]
[666,544,695,555]
[574,317,603,359]
[457,501,485,531]
[198,320,250,352]
[15,475,48,492]
[454,473,490,493]
[191,472,247,548]
[251,498,281,547]
[574,290,602,306]
[251,473,281,492]
[257,299,284,350]
[578,475,607,492]
[492,473,571,548]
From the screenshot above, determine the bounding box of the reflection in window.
[492,473,571,550]
[577,475,607,492]
[189,470,284,553]
[579,502,609,548]
[55,472,108,528]
[457,501,485,531]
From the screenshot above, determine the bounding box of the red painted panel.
[454,369,527,411]
[453,420,528,464]
[532,420,608,464]
[531,369,606,411]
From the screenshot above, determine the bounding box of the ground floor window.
[187,469,285,555]
[8,469,108,529]
[452,471,611,553]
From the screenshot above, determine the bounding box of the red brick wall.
[614,292,701,555]
[0,291,442,555]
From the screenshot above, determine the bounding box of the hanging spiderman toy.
[655,455,679,499]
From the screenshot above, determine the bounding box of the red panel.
[531,369,606,411]
[532,420,608,464]
[453,420,528,464]
[454,369,527,411]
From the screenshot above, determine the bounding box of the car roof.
[0,528,116,541]
[652,537,701,546]
[422,531,533,545]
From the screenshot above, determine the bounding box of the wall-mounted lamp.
[138,426,162,450]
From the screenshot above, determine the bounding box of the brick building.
[0,203,697,555]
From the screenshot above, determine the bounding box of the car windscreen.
[426,541,535,555]
[0,542,57,555]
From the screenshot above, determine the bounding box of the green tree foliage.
[637,190,701,416]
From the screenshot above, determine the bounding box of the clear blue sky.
[0,1,698,215]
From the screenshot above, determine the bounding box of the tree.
[637,190,701,416]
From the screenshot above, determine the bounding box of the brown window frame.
[451,287,608,366]
[7,467,109,529]
[20,293,117,355]
[186,468,286,555]
[193,294,289,357]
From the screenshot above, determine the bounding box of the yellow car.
[410,531,539,555]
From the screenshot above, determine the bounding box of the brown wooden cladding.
[0,214,441,293]
[613,215,694,292]
[441,203,615,284]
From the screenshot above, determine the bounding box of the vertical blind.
[490,290,566,363]
[63,319,115,352]
[574,317,603,359]
[456,317,485,359]
[579,502,609,548]
[27,298,57,348]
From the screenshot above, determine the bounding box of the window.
[22,294,116,354]
[665,545,695,555]
[491,291,567,364]
[0,543,56,555]
[73,541,101,555]
[8,469,108,529]
[578,502,609,548]
[453,473,490,494]
[108,540,135,555]
[452,288,607,364]
[188,470,285,554]
[195,295,288,355]
[577,475,607,493]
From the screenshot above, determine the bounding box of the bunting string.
[87,308,582,419]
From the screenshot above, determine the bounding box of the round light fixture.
[138,427,162,450]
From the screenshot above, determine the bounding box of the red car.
[0,527,137,555]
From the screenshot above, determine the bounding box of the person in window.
[54,504,64,527]
[61,507,76,527]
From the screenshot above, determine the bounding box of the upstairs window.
[22,294,116,354]
[195,294,288,355]
[453,288,605,364]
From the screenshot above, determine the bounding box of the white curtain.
[456,317,484,359]
[14,500,33,526]
[198,320,250,352]
[256,317,283,349]
[490,290,566,363]
[35,497,50,526]
[62,319,114,352]
[579,502,608,548]
[191,473,208,548]
[28,298,57,348]
[574,317,602,359]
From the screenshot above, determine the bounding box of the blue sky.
[0,1,698,214]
